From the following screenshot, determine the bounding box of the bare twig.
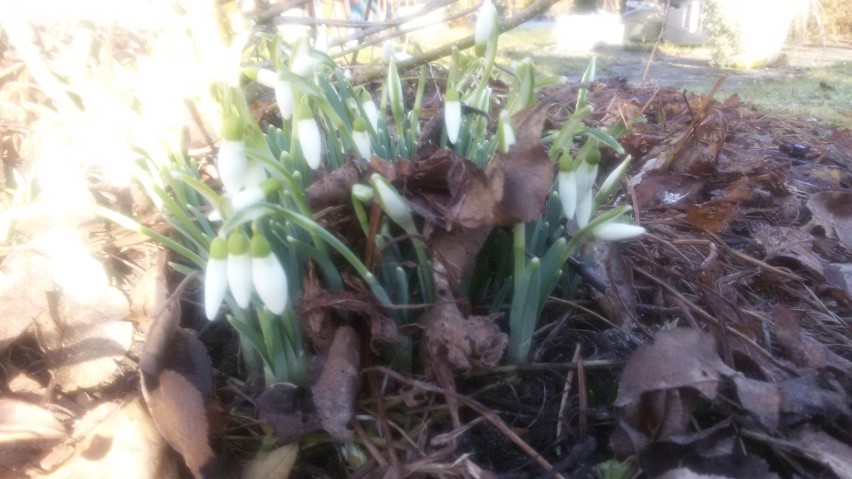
[349,0,564,84]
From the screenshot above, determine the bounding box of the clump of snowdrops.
[122,0,645,382]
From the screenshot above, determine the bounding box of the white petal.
[599,156,631,198]
[593,223,646,241]
[227,252,253,308]
[445,100,461,144]
[363,100,379,131]
[298,118,322,169]
[218,139,247,193]
[575,160,598,198]
[274,80,294,120]
[291,54,315,79]
[371,174,413,231]
[252,253,289,314]
[576,189,593,228]
[231,186,266,213]
[558,171,577,220]
[208,208,223,222]
[354,130,371,159]
[204,258,228,319]
[243,160,268,188]
[475,0,498,46]
[255,69,278,88]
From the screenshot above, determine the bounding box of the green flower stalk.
[218,117,247,193]
[386,60,404,132]
[251,233,289,314]
[296,102,322,169]
[444,90,461,144]
[204,236,229,320]
[475,0,498,57]
[353,117,371,159]
[227,230,252,308]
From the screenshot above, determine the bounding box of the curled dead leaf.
[310,326,360,441]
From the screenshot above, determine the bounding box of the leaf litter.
[3,57,852,479]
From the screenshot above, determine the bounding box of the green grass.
[727,62,852,126]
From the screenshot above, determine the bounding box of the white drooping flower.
[253,68,278,88]
[250,233,288,314]
[274,79,294,120]
[361,91,379,131]
[296,102,322,169]
[558,170,577,221]
[444,90,461,144]
[576,188,594,228]
[204,236,229,320]
[231,178,280,214]
[290,40,316,79]
[593,222,646,241]
[227,230,253,309]
[574,157,598,199]
[352,117,371,160]
[474,0,498,57]
[314,25,328,54]
[243,160,268,189]
[371,173,415,233]
[218,117,247,193]
[497,110,516,153]
[597,155,631,201]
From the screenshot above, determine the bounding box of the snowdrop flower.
[371,173,415,233]
[381,40,413,63]
[227,230,253,309]
[252,68,278,88]
[352,117,371,159]
[597,155,631,201]
[274,79,294,120]
[314,25,328,54]
[204,236,229,320]
[593,222,646,241]
[575,159,598,199]
[250,233,288,314]
[360,90,379,131]
[444,90,461,144]
[576,189,593,228]
[475,0,498,57]
[218,117,248,193]
[497,110,516,153]
[558,170,577,220]
[290,40,316,79]
[231,178,281,213]
[243,160,268,189]
[296,102,322,169]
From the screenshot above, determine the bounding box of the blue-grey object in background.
[664,0,709,45]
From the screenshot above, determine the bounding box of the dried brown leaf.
[257,383,322,444]
[310,326,360,441]
[754,225,824,278]
[786,426,852,479]
[455,102,556,228]
[808,191,852,251]
[615,328,735,408]
[139,276,216,479]
[775,306,852,376]
[732,375,780,431]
